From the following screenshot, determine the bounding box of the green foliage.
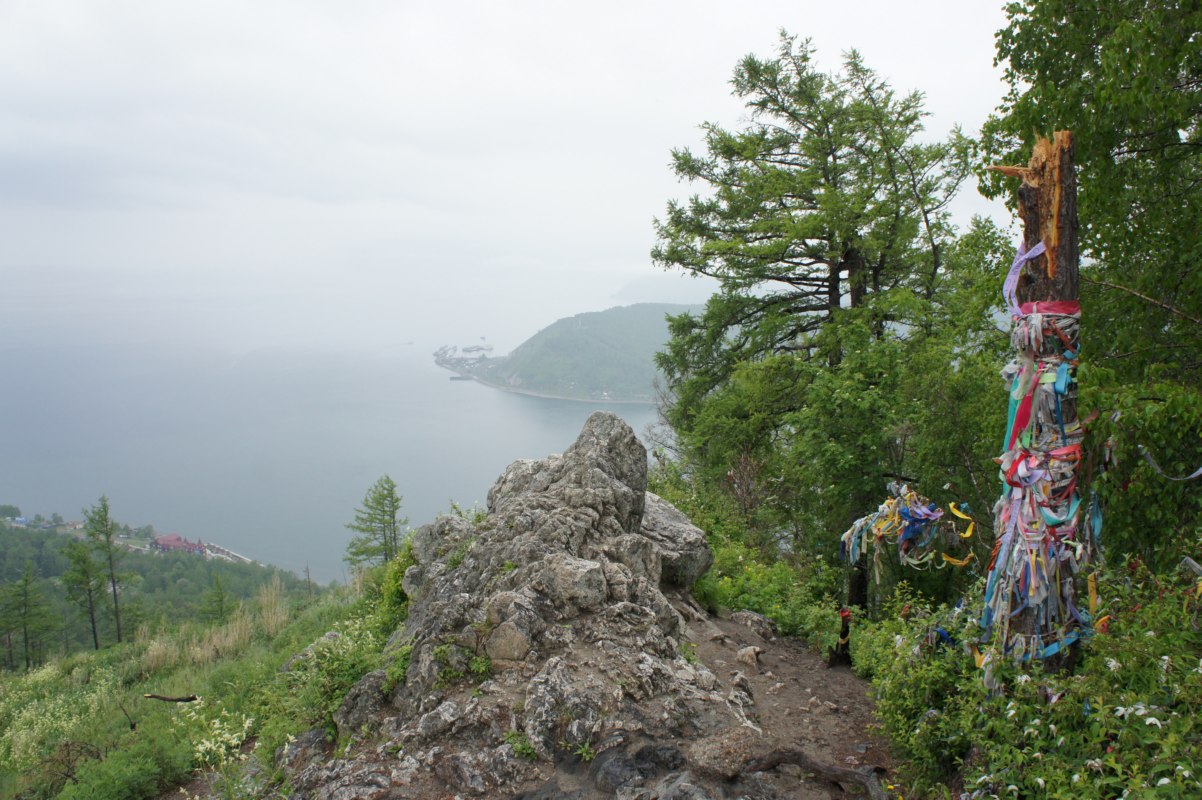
[650,34,1016,575]
[469,654,492,679]
[345,475,408,568]
[853,567,1202,796]
[1086,379,1202,571]
[384,643,413,694]
[57,733,192,800]
[1,561,56,671]
[654,31,967,427]
[83,495,126,644]
[275,611,383,740]
[652,461,844,649]
[982,0,1202,565]
[0,578,395,800]
[504,730,538,761]
[446,538,475,570]
[199,574,232,624]
[61,539,105,651]
[572,740,597,762]
[371,541,415,637]
[0,519,316,663]
[432,643,466,687]
[983,0,1202,387]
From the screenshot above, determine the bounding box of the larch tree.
[652,33,970,553]
[345,475,407,568]
[62,538,105,650]
[3,562,53,670]
[84,495,125,644]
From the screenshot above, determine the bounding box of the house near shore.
[152,533,206,555]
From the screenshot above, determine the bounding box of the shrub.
[860,565,1202,797]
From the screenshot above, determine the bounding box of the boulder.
[639,493,713,588]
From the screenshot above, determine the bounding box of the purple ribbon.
[1003,240,1047,317]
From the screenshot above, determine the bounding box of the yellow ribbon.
[949,503,974,539]
[941,552,975,567]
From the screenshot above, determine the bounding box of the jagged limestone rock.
[282,412,790,799]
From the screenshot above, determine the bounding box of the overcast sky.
[1,0,1010,357]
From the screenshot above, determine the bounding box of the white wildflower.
[1157,778,1171,786]
[1160,655,1172,674]
[1072,774,1080,783]
[1016,674,1032,684]
[1146,630,1156,637]
[1035,777,1045,789]
[1146,717,1163,728]
[1106,658,1122,671]
[1085,758,1104,772]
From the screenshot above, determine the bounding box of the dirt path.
[678,609,894,798]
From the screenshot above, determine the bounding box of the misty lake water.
[1,343,659,583]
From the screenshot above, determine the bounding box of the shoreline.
[436,364,657,406]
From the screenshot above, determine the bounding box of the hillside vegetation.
[439,303,699,402]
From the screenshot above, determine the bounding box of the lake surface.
[0,343,660,583]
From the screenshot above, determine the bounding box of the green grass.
[0,567,405,800]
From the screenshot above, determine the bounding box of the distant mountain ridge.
[435,303,699,402]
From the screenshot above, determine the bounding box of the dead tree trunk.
[983,132,1086,670]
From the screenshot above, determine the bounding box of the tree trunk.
[87,590,99,650]
[107,551,122,644]
[988,131,1084,669]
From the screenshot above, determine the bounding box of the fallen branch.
[143,694,199,703]
[744,748,889,800]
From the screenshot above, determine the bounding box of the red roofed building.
[152,534,206,555]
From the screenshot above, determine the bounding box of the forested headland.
[435,303,700,403]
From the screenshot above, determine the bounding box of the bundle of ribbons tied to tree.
[978,239,1098,665]
[978,131,1099,670]
[839,485,976,584]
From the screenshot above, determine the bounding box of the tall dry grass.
[256,576,289,639]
